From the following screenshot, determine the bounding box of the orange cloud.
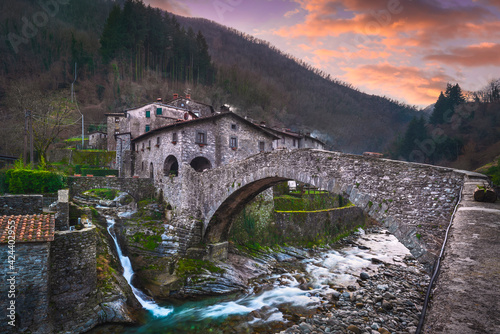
[342,63,455,105]
[276,0,496,47]
[313,47,390,61]
[425,43,500,67]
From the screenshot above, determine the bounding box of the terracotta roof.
[0,214,55,243]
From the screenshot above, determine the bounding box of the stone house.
[0,213,55,333]
[166,93,215,118]
[106,99,200,151]
[261,126,325,150]
[131,111,279,183]
[88,131,107,150]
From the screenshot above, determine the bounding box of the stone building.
[106,98,200,151]
[166,93,215,118]
[261,125,325,150]
[88,131,107,150]
[131,111,279,183]
[0,213,55,333]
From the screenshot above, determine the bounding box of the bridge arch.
[188,149,467,267]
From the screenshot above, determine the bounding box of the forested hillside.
[389,80,500,170]
[0,0,419,159]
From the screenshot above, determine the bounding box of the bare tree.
[8,82,80,162]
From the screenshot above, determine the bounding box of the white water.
[106,217,173,317]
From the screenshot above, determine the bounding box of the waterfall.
[106,217,173,317]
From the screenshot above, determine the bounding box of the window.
[146,110,150,118]
[293,139,296,147]
[259,141,265,152]
[115,117,120,123]
[281,137,286,145]
[142,161,144,171]
[230,137,238,149]
[156,137,160,146]
[156,107,162,115]
[142,143,145,150]
[231,123,237,130]
[145,125,150,132]
[148,140,151,149]
[172,132,178,142]
[196,131,206,144]
[114,130,119,135]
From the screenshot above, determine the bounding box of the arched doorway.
[164,155,179,177]
[150,162,154,179]
[190,157,212,172]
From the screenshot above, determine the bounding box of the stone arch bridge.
[67,176,155,202]
[163,149,484,268]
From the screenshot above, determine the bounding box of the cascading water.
[106,217,173,317]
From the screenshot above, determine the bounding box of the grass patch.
[176,258,225,279]
[84,188,119,200]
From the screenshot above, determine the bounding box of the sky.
[144,0,500,107]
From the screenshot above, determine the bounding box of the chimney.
[186,94,191,100]
[173,93,179,99]
[157,98,162,103]
[260,121,266,127]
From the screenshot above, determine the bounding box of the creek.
[88,196,427,334]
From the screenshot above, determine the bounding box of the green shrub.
[487,159,500,186]
[5,169,66,194]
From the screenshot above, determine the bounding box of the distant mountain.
[0,0,420,156]
[175,16,420,153]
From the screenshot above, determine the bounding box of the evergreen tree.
[398,116,427,160]
[429,92,449,124]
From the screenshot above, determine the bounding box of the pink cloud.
[425,43,500,67]
[342,63,455,105]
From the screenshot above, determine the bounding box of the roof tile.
[0,214,55,243]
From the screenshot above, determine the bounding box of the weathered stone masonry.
[0,195,43,215]
[163,149,486,270]
[67,176,155,201]
[50,227,98,333]
[0,242,52,333]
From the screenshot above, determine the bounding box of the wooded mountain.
[0,0,419,157]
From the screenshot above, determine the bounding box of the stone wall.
[0,242,52,333]
[0,195,43,215]
[274,206,365,245]
[67,176,155,202]
[50,227,98,333]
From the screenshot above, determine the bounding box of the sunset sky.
[144,0,500,106]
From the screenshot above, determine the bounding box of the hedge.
[5,169,67,194]
[81,168,119,177]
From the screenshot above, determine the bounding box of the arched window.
[150,162,154,179]
[164,155,179,177]
[190,157,212,172]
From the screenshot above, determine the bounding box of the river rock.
[360,272,370,280]
[346,324,362,333]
